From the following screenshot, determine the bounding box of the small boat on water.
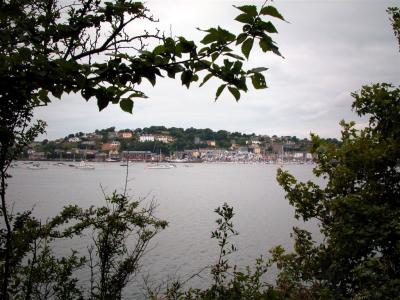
[75,160,95,170]
[147,149,175,169]
[27,163,47,170]
[146,163,175,169]
[105,158,119,162]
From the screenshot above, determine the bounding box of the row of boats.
[21,161,191,170]
[23,161,95,170]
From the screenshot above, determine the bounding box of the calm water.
[8,162,321,298]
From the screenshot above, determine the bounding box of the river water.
[8,162,322,298]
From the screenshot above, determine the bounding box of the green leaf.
[52,88,63,99]
[251,73,267,89]
[211,52,220,62]
[200,73,213,87]
[235,13,254,24]
[166,67,176,79]
[153,45,165,56]
[143,70,156,86]
[232,61,243,72]
[38,90,50,103]
[215,84,227,100]
[166,65,184,79]
[241,38,254,59]
[97,97,109,111]
[260,39,282,57]
[201,30,218,44]
[178,37,196,53]
[260,6,285,21]
[228,86,240,101]
[236,33,248,45]
[120,99,134,113]
[234,5,258,17]
[181,70,193,88]
[217,27,236,42]
[81,88,94,101]
[261,21,278,33]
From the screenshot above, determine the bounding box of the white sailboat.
[75,148,94,170]
[147,149,174,169]
[76,160,95,170]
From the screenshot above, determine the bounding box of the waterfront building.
[122,151,152,161]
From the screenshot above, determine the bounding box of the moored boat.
[27,163,47,170]
[146,163,174,169]
[75,161,95,170]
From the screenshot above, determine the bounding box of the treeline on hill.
[34,125,334,157]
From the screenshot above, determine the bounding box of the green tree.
[275,84,400,299]
[388,7,400,49]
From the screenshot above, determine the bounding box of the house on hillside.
[206,140,216,147]
[118,131,133,139]
[246,138,261,145]
[101,141,120,152]
[81,140,96,146]
[68,137,81,143]
[139,134,175,143]
[139,134,155,142]
[156,134,175,143]
[87,133,103,140]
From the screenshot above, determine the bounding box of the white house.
[139,134,155,142]
[139,134,174,143]
[68,137,81,143]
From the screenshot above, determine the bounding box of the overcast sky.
[35,0,400,140]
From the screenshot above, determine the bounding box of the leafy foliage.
[275,83,400,299]
[0,191,167,300]
[388,7,400,50]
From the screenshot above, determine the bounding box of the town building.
[101,141,120,152]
